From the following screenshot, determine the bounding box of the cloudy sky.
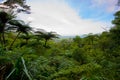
[19,0,119,36]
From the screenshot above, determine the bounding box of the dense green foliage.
[0,1,120,80]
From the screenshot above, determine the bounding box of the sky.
[18,0,119,36]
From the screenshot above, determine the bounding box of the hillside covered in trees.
[0,0,120,80]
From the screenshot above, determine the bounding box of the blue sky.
[18,0,119,36]
[67,0,117,21]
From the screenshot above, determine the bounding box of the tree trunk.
[0,34,3,45]
[25,39,29,44]
[9,32,21,49]
[1,24,6,47]
[44,39,48,47]
[2,33,5,46]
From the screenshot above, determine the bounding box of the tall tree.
[9,20,32,49]
[35,30,59,47]
[0,11,15,46]
[111,11,120,46]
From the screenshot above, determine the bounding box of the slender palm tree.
[19,34,32,44]
[41,32,59,47]
[34,29,47,42]
[35,30,59,47]
[0,11,15,46]
[45,32,58,47]
[9,20,32,49]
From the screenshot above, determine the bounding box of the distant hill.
[59,34,87,39]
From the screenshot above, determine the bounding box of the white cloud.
[18,0,110,36]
